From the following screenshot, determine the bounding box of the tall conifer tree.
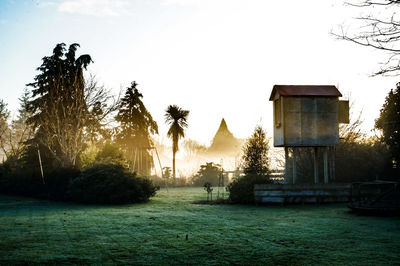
[115,81,158,175]
[26,43,92,168]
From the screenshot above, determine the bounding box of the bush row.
[0,163,158,204]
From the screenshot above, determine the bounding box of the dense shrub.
[227,125,272,204]
[45,167,81,200]
[191,162,227,187]
[69,164,158,204]
[0,163,80,200]
[227,174,272,204]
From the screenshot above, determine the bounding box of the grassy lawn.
[0,187,399,265]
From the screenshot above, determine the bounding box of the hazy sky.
[0,0,398,145]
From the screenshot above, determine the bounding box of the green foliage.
[227,174,272,204]
[69,164,158,204]
[242,125,270,176]
[95,142,126,165]
[227,126,271,204]
[115,81,158,175]
[376,83,400,168]
[165,104,189,178]
[191,162,227,187]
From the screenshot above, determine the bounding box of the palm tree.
[165,105,189,179]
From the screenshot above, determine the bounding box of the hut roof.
[269,85,342,101]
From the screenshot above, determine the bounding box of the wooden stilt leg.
[292,147,296,184]
[285,147,289,183]
[313,147,318,184]
[323,147,328,184]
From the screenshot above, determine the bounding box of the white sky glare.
[0,0,398,146]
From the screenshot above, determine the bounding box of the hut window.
[274,98,281,128]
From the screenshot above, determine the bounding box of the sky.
[0,0,398,147]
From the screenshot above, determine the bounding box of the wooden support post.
[323,147,328,184]
[313,147,318,184]
[292,147,296,184]
[285,147,289,183]
[330,146,335,181]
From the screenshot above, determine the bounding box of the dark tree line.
[376,82,400,169]
[334,0,400,178]
[0,42,190,203]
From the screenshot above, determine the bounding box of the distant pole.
[37,145,45,184]
[154,148,168,192]
[323,147,328,184]
[285,147,289,183]
[313,147,319,184]
[292,147,296,184]
[217,158,223,199]
[221,172,225,199]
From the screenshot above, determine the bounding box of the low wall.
[254,183,351,204]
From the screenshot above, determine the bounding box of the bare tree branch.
[334,0,400,75]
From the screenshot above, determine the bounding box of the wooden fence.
[254,183,351,204]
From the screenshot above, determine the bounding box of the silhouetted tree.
[376,82,400,167]
[0,100,10,160]
[226,126,271,204]
[334,0,400,75]
[115,81,158,175]
[165,105,189,178]
[191,162,227,187]
[208,118,241,156]
[84,75,118,144]
[242,125,270,176]
[162,166,172,179]
[182,139,206,159]
[8,89,34,159]
[26,43,93,168]
[25,43,117,169]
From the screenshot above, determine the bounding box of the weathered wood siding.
[273,96,341,147]
[284,97,339,146]
[254,183,351,204]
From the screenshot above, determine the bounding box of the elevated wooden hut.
[269,85,349,184]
